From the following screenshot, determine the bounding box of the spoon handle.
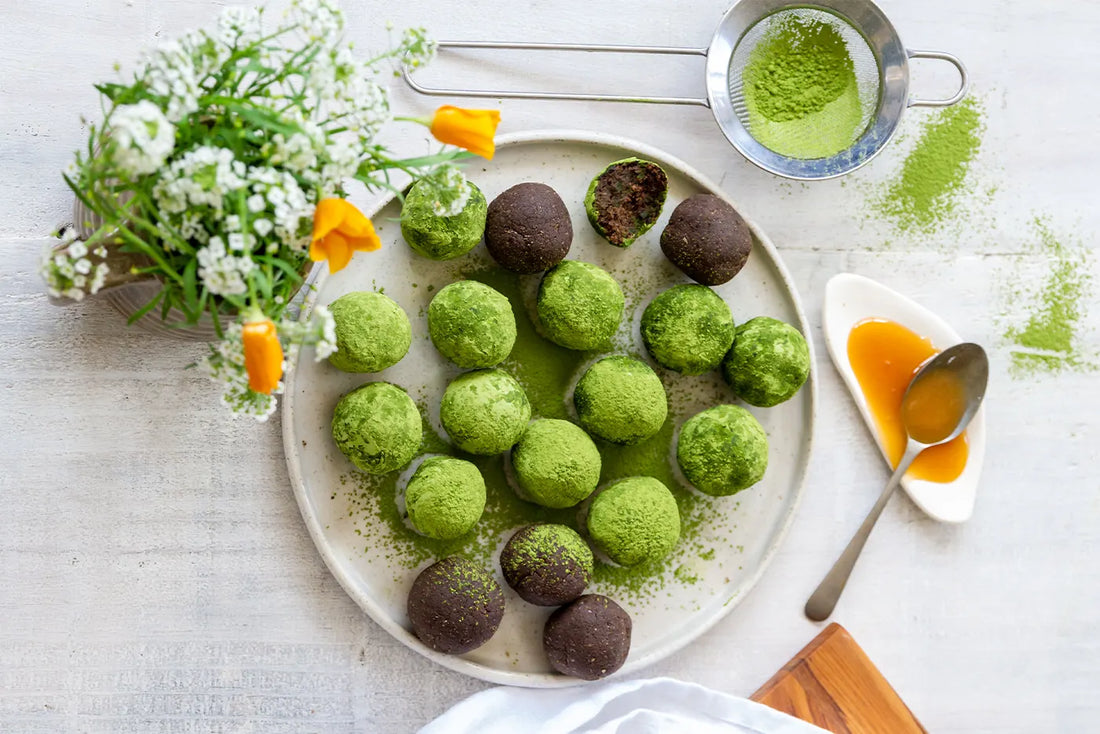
[805,440,925,621]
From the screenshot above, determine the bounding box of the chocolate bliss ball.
[407,556,505,655]
[543,594,632,680]
[500,524,594,606]
[484,182,573,273]
[660,194,752,286]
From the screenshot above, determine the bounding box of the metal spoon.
[804,342,989,621]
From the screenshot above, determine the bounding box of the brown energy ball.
[406,556,505,655]
[499,524,594,606]
[484,182,573,273]
[660,194,752,286]
[543,594,632,680]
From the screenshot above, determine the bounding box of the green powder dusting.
[336,263,744,603]
[1003,218,1095,376]
[875,96,985,233]
[463,267,586,420]
[742,13,866,159]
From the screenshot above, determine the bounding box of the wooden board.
[751,623,926,733]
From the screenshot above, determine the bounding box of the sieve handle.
[906,50,969,108]
[402,41,711,107]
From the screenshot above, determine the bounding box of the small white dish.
[822,273,985,523]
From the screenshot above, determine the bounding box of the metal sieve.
[402,0,967,180]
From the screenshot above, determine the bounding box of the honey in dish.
[847,318,968,483]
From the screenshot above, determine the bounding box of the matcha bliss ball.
[440,369,532,455]
[537,260,625,351]
[722,317,811,407]
[328,291,412,373]
[677,405,768,496]
[428,281,516,368]
[574,356,667,445]
[641,284,735,375]
[586,476,680,567]
[512,419,601,508]
[332,382,421,474]
[405,456,486,540]
[400,177,488,260]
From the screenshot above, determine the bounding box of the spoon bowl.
[805,342,988,621]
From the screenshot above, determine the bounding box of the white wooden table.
[2,1,1098,731]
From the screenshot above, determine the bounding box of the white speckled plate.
[283,130,816,687]
[822,272,985,523]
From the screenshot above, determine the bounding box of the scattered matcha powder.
[1003,218,1095,376]
[874,96,985,233]
[336,264,744,603]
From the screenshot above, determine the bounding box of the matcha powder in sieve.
[741,13,869,159]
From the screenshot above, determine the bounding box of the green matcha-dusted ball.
[428,281,516,368]
[722,316,811,407]
[573,356,667,445]
[536,260,625,351]
[405,456,486,540]
[332,382,421,474]
[327,291,412,373]
[512,419,601,508]
[586,476,680,567]
[641,284,734,375]
[400,178,488,260]
[677,404,768,496]
[440,369,532,455]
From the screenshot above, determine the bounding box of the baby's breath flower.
[52,2,480,421]
[217,6,262,47]
[420,165,473,217]
[197,236,253,296]
[109,101,175,176]
[399,27,436,70]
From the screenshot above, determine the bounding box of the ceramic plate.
[822,273,985,523]
[283,131,816,686]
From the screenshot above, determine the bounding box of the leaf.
[182,258,199,318]
[127,288,164,326]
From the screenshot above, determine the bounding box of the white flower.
[423,165,473,217]
[196,236,254,296]
[313,304,337,361]
[227,233,247,251]
[247,194,266,213]
[153,145,247,213]
[74,258,92,275]
[67,240,88,258]
[270,131,318,173]
[218,6,262,47]
[90,263,109,294]
[139,41,201,122]
[253,218,274,237]
[287,0,344,42]
[399,27,437,70]
[109,100,176,176]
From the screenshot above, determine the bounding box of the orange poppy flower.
[429,106,501,160]
[242,316,284,395]
[309,198,381,274]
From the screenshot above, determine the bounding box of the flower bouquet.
[41,0,500,420]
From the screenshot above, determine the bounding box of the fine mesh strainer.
[403,0,967,180]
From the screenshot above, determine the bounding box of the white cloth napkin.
[419,677,830,734]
